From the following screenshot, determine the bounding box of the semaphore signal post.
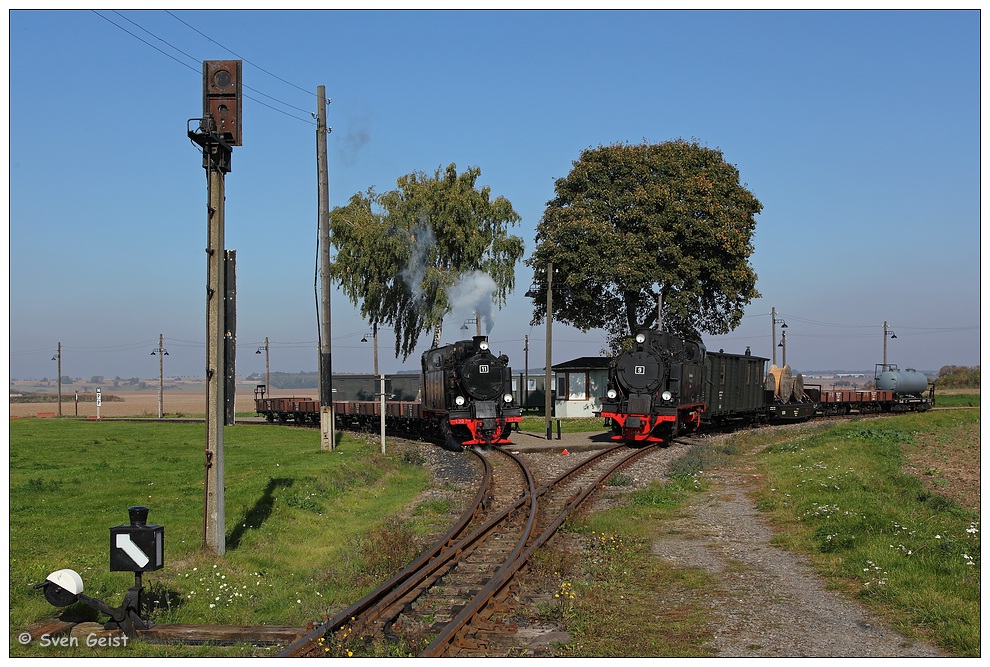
[188,60,242,555]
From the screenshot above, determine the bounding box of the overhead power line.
[165,10,315,99]
[92,10,199,74]
[93,10,316,125]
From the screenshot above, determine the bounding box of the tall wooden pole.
[524,334,529,410]
[373,325,379,377]
[158,333,165,419]
[883,321,893,371]
[55,341,62,417]
[204,139,227,554]
[771,306,778,366]
[264,336,270,391]
[194,59,240,555]
[544,262,553,440]
[317,85,335,452]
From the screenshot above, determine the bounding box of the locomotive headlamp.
[455,395,466,406]
[503,393,513,403]
[479,341,490,351]
[607,388,618,399]
[661,391,673,401]
[635,333,646,344]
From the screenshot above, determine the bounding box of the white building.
[552,357,610,418]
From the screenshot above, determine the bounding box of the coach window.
[720,361,727,385]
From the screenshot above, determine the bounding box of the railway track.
[278,442,659,657]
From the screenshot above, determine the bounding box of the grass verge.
[522,410,979,657]
[751,411,980,656]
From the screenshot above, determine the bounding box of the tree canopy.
[328,164,524,360]
[526,140,762,351]
[936,365,980,388]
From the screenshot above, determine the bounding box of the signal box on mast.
[203,60,242,146]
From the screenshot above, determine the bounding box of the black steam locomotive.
[601,327,933,445]
[421,335,522,450]
[254,335,522,451]
[599,329,709,443]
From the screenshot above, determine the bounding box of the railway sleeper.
[437,585,481,597]
[450,562,498,575]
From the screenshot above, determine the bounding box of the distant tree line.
[268,371,320,389]
[936,365,980,389]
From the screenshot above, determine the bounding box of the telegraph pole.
[771,307,778,366]
[190,60,242,555]
[317,85,335,452]
[883,321,897,371]
[544,262,553,440]
[153,333,168,419]
[158,334,164,418]
[372,326,379,378]
[54,342,62,417]
[263,336,270,391]
[524,334,529,410]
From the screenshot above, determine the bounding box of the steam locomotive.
[254,335,522,451]
[600,328,934,445]
[421,335,522,450]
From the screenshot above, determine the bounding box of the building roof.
[552,356,611,371]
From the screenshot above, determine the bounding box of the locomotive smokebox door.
[110,506,164,572]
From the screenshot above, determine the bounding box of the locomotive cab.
[600,329,707,444]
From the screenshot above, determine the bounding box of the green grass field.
[9,406,980,657]
[9,421,445,656]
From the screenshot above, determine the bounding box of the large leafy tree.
[329,164,524,360]
[526,140,761,351]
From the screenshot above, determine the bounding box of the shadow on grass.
[226,477,294,550]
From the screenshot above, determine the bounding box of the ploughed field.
[8,388,299,419]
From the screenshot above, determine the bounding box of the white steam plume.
[398,219,436,302]
[448,270,498,334]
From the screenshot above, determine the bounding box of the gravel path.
[648,443,944,657]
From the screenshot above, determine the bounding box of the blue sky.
[8,8,982,382]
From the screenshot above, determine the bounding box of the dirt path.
[651,448,944,657]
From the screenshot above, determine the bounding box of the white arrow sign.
[115,533,150,568]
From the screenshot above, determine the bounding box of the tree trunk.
[623,290,641,335]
